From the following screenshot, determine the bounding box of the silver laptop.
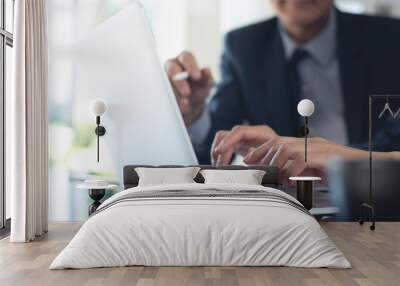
[72,1,198,175]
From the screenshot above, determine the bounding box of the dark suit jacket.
[195,10,400,164]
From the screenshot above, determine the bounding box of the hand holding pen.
[165,51,215,126]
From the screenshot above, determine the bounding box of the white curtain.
[10,0,49,242]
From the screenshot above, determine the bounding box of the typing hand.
[165,51,215,126]
[211,125,278,166]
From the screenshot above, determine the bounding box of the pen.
[172,71,190,81]
[172,70,216,88]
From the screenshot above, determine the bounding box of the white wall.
[336,0,400,16]
[185,0,222,80]
[221,0,274,32]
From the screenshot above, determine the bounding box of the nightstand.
[77,180,118,215]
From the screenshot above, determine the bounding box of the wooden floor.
[1,222,400,286]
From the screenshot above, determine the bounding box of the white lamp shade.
[89,98,107,116]
[297,99,315,117]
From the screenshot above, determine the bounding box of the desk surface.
[1,222,399,286]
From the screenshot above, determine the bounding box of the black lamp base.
[88,189,106,215]
[296,180,313,210]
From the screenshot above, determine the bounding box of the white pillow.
[135,167,200,186]
[200,169,266,185]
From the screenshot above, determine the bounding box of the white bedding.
[50,183,350,269]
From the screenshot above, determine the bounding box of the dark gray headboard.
[123,165,280,189]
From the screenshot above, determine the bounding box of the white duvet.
[50,183,350,269]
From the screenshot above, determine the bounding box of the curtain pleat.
[10,0,48,243]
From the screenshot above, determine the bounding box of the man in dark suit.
[166,0,400,164]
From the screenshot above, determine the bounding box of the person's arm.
[187,107,211,147]
[165,33,249,164]
[352,117,400,153]
[357,19,400,153]
[165,51,214,126]
[392,151,400,160]
[245,137,400,184]
[193,33,250,163]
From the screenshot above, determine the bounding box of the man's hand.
[245,137,369,184]
[165,51,215,126]
[211,125,278,166]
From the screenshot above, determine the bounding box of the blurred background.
[46,0,400,221]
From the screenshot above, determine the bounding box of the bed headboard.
[123,165,280,189]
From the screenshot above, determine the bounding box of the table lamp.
[89,98,107,162]
[289,99,320,211]
[297,99,315,162]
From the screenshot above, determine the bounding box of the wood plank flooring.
[1,222,400,286]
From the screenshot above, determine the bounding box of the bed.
[50,165,350,269]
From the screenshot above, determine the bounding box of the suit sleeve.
[350,15,400,152]
[365,19,400,152]
[194,33,247,164]
[353,118,400,152]
[372,118,400,151]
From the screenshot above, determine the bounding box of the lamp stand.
[304,116,308,163]
[94,116,106,163]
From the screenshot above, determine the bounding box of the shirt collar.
[278,9,337,66]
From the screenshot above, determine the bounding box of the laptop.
[72,1,198,177]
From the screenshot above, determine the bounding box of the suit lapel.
[260,24,297,136]
[337,11,368,143]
